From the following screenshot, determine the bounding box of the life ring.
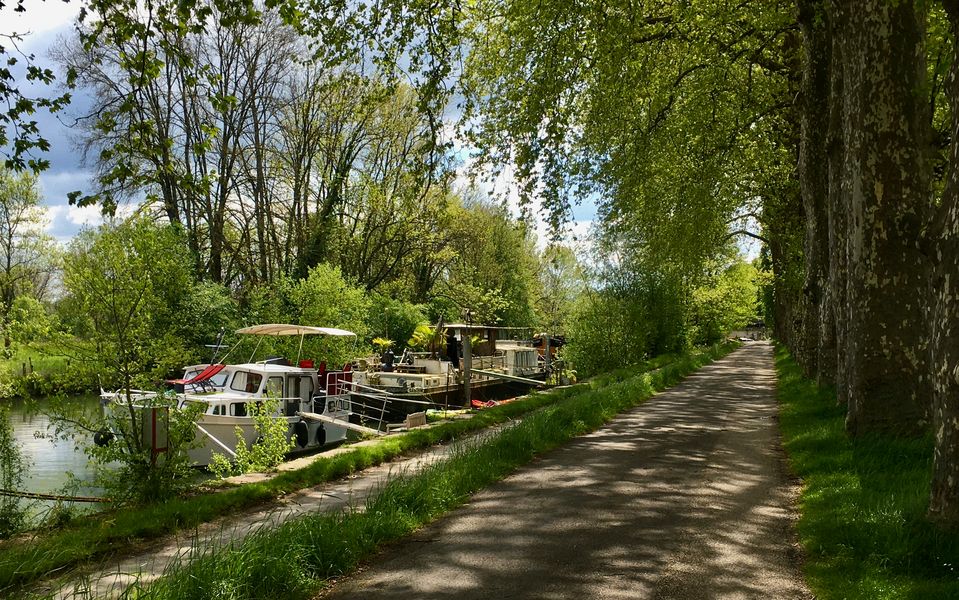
[294,420,309,448]
[93,429,114,447]
[315,425,326,446]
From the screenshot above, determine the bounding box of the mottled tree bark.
[929,0,959,527]
[833,0,930,435]
[826,1,848,402]
[798,0,833,382]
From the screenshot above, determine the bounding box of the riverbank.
[0,343,735,596]
[776,346,959,599]
[0,345,93,400]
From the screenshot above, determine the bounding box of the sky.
[1,1,597,252]
[2,0,105,244]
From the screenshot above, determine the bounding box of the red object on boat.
[166,363,226,386]
[299,359,314,368]
[471,399,499,409]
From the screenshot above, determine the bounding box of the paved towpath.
[42,425,505,599]
[324,342,811,599]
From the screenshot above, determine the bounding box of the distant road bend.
[324,342,812,599]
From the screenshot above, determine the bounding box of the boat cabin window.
[210,405,224,416]
[230,371,262,393]
[266,376,284,398]
[326,398,350,413]
[230,402,247,417]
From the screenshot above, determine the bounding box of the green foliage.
[406,322,436,351]
[0,168,59,347]
[427,198,540,327]
[287,263,370,365]
[0,404,29,538]
[63,217,196,387]
[236,281,292,327]
[8,296,58,346]
[366,294,426,352]
[687,259,761,345]
[536,244,584,331]
[210,398,295,478]
[565,265,688,379]
[51,217,211,504]
[179,281,240,352]
[0,31,74,172]
[69,394,204,505]
[776,345,959,599]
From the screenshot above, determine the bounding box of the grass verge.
[133,343,736,600]
[0,344,729,595]
[776,345,959,599]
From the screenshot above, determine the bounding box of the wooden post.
[544,334,551,382]
[463,331,472,405]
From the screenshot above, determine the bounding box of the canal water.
[6,395,102,497]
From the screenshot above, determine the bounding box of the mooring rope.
[0,489,111,503]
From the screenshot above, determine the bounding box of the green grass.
[0,344,731,595]
[776,345,959,600]
[133,342,737,600]
[0,345,70,377]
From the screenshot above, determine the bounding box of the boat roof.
[443,324,532,330]
[228,362,317,374]
[236,324,357,337]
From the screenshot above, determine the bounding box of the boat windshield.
[230,371,263,393]
[183,366,229,388]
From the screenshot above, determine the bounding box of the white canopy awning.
[235,324,357,337]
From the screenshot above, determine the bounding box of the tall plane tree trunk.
[798,0,833,381]
[833,0,930,435]
[826,1,849,402]
[929,0,959,527]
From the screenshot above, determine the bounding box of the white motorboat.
[101,324,362,466]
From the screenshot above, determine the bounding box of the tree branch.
[725,229,769,244]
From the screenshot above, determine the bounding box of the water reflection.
[7,395,102,495]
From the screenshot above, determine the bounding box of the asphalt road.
[323,342,812,600]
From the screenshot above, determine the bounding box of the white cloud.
[65,203,104,227]
[0,2,81,38]
[42,203,65,230]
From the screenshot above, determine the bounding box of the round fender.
[93,429,114,447]
[315,424,326,446]
[294,420,309,448]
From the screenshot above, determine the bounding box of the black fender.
[294,420,309,448]
[93,429,114,447]
[315,424,326,446]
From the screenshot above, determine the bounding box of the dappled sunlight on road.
[326,343,811,600]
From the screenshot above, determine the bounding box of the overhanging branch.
[725,229,769,244]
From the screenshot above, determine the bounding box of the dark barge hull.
[349,373,546,424]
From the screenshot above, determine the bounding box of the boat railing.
[182,394,352,419]
[181,393,306,403]
[323,368,353,396]
[101,389,161,406]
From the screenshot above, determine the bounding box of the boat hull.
[190,414,348,466]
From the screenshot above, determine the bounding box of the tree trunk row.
[791,0,958,524]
